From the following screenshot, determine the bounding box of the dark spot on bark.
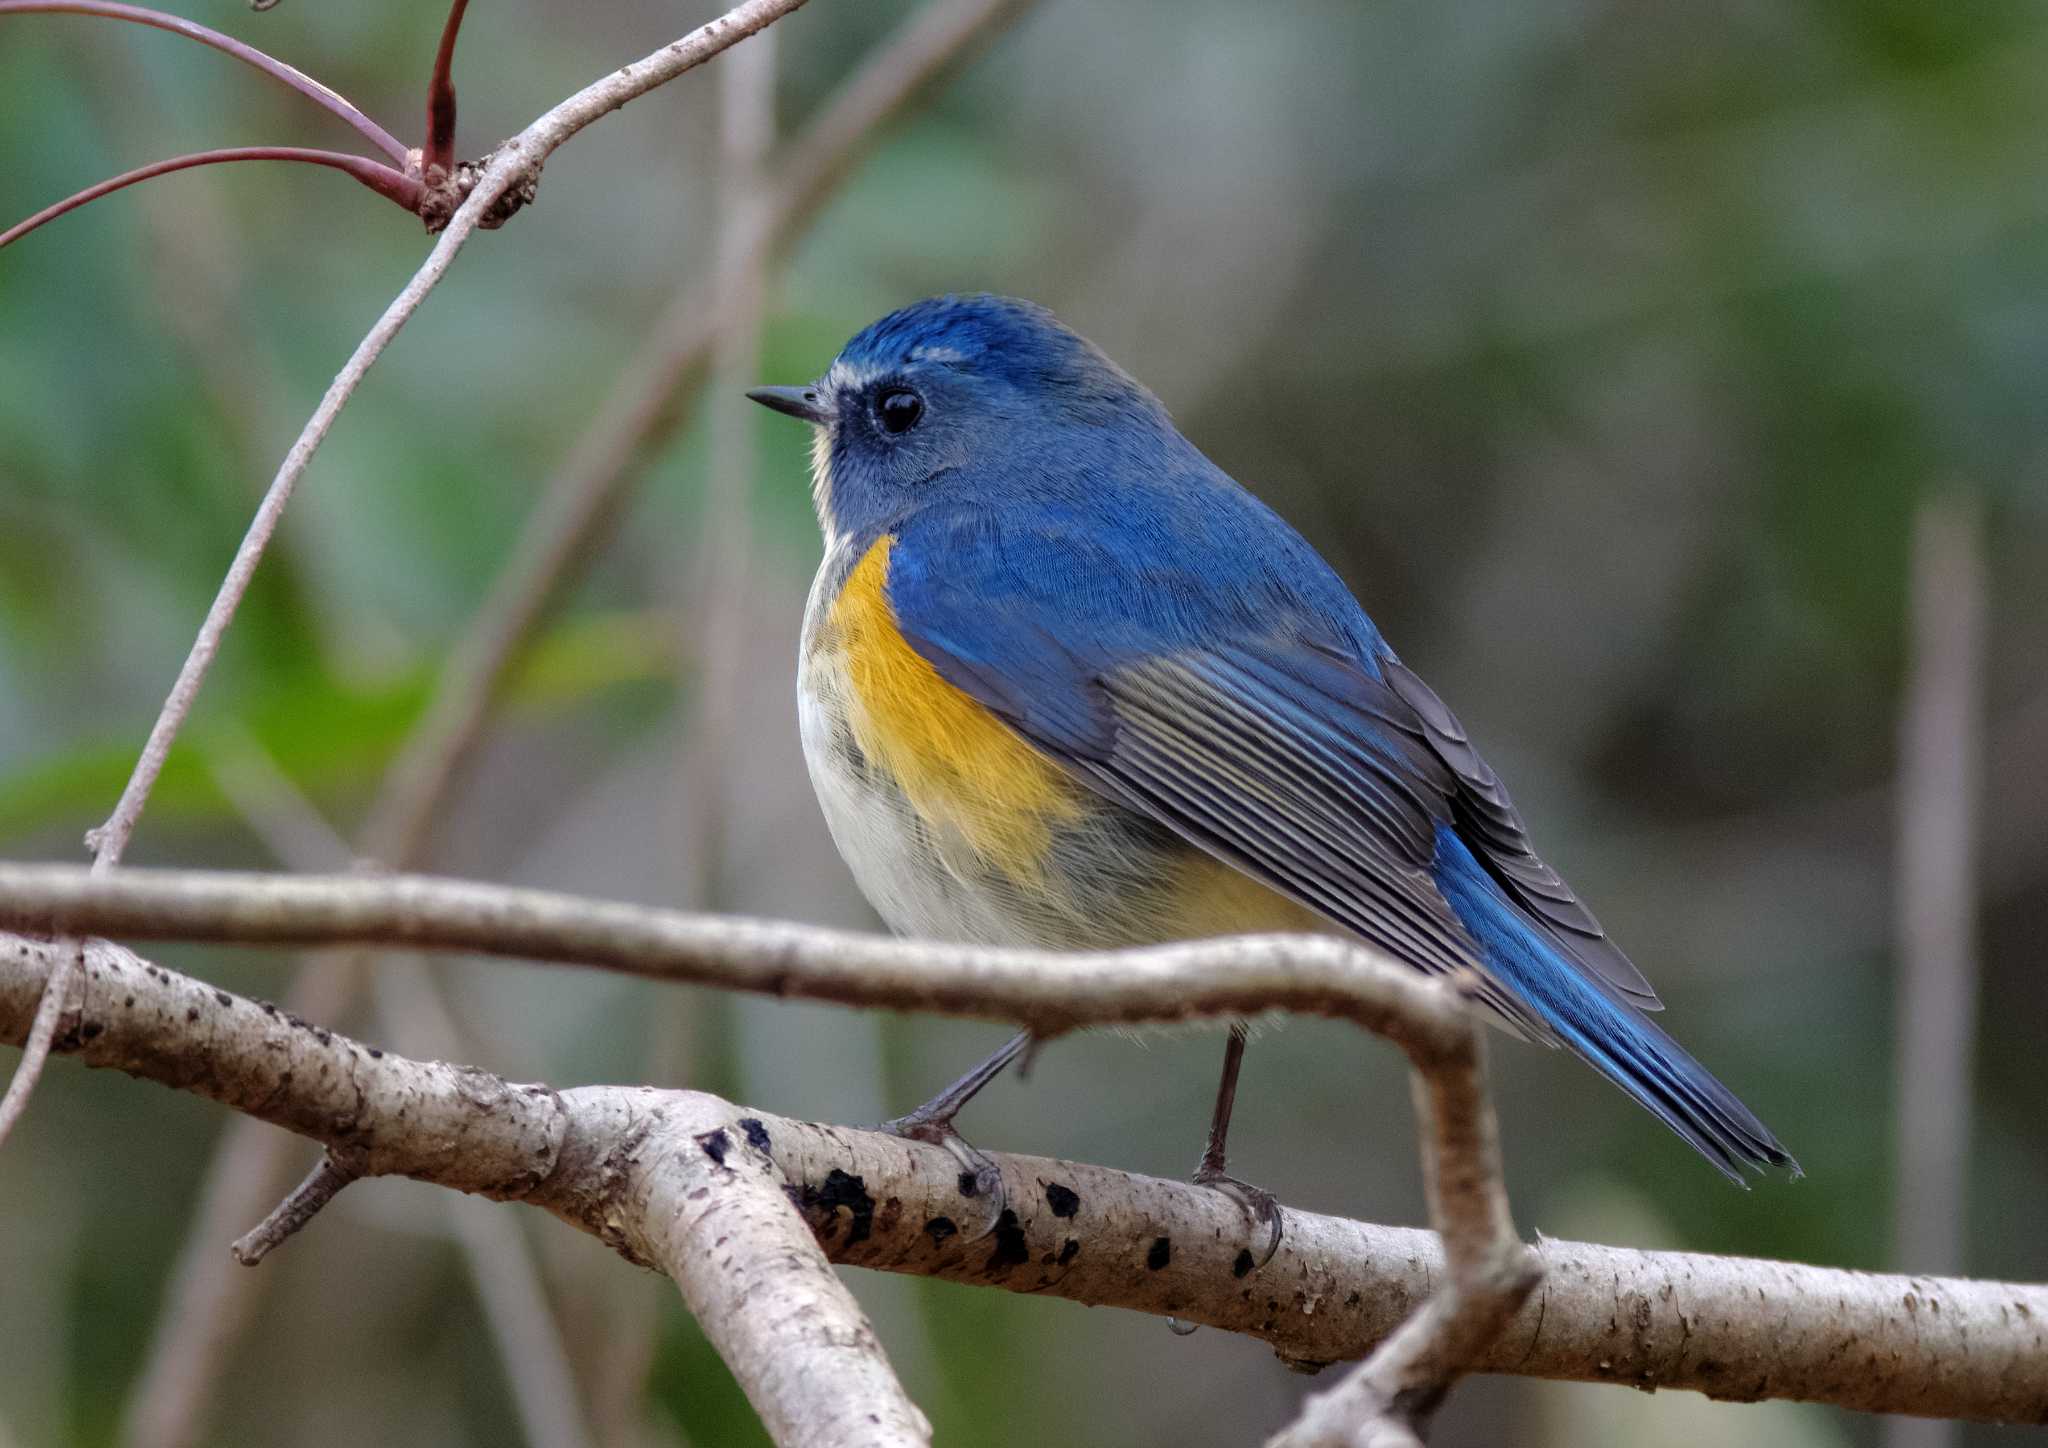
[213,990,231,1007]
[78,1021,103,1041]
[1057,1239,1079,1266]
[1698,1359,1724,1377]
[313,1028,331,1046]
[984,1210,1028,1272]
[368,1048,383,1059]
[123,996,135,1008]
[957,1171,980,1198]
[262,1001,278,1017]
[738,1117,771,1151]
[186,1008,199,1022]
[805,1169,875,1247]
[1233,1249,1256,1279]
[697,1129,730,1166]
[1147,1237,1172,1271]
[1044,1182,1080,1218]
[1344,1291,1361,1308]
[925,1216,957,1245]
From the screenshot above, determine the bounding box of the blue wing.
[884,497,1793,1179]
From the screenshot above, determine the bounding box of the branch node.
[232,1147,366,1265]
[417,150,539,234]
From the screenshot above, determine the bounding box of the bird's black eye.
[876,387,924,434]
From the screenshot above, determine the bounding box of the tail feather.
[1431,826,1796,1180]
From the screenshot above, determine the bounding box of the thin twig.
[423,0,472,180]
[0,940,79,1144]
[230,1148,364,1264]
[0,146,422,250]
[4,930,2044,1425]
[0,0,408,162]
[1267,1006,1541,1447]
[0,864,1478,1045]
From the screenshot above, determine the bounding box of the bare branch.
[230,1148,364,1264]
[1269,1013,1540,1446]
[361,0,1043,868]
[0,865,1476,1046]
[83,0,813,878]
[0,0,818,1157]
[0,147,422,251]
[4,928,2044,1425]
[0,939,78,1144]
[0,0,409,163]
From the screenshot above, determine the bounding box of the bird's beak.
[745,384,829,425]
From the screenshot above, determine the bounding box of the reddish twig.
[0,147,422,250]
[423,0,471,180]
[0,1,408,164]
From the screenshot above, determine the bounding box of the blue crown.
[835,294,1158,416]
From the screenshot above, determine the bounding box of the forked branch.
[2,922,2043,1428]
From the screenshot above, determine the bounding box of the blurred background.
[2,1,2044,1444]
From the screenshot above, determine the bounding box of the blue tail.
[1431,826,1795,1182]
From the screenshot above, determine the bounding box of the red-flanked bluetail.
[751,295,1795,1258]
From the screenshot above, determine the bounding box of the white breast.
[797,548,1054,947]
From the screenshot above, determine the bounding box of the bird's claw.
[880,1110,1007,1240]
[1193,1165,1284,1269]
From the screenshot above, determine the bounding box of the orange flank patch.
[828,536,1084,881]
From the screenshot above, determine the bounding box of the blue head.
[747,295,1180,544]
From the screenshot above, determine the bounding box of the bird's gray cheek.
[901,436,971,487]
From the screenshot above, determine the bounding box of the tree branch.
[360,0,1042,869]
[0,0,816,1156]
[0,865,1479,1044]
[605,1092,932,1447]
[0,0,409,163]
[0,147,422,250]
[2,925,2043,1427]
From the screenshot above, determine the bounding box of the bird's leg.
[1191,1023,1283,1267]
[881,1028,1030,1235]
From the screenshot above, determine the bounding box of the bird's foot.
[880,1107,1006,1239]
[1193,1164,1284,1270]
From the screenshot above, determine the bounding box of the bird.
[749,294,1795,1259]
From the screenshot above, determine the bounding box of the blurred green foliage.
[2,1,2044,1445]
